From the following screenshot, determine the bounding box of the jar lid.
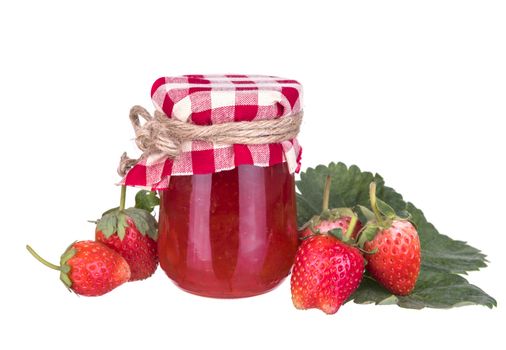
[123,74,303,190]
[151,74,302,124]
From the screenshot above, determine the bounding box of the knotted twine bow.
[118,105,303,177]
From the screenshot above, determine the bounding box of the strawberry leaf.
[329,228,344,241]
[124,207,158,240]
[376,199,396,219]
[351,268,497,309]
[60,272,72,289]
[59,244,76,290]
[397,209,412,221]
[117,212,128,240]
[407,203,487,274]
[135,190,160,213]
[297,162,496,309]
[96,206,158,241]
[102,206,119,216]
[96,211,119,237]
[356,205,376,223]
[357,224,379,247]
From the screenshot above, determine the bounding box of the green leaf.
[351,268,497,309]
[96,211,119,238]
[297,162,496,309]
[59,245,77,266]
[335,207,356,218]
[348,275,394,305]
[329,228,344,241]
[397,209,412,221]
[60,272,72,289]
[135,190,160,213]
[96,206,158,241]
[408,203,488,274]
[117,212,128,240]
[297,163,407,227]
[102,206,120,216]
[124,207,158,241]
[356,205,376,223]
[124,209,149,235]
[376,199,396,219]
[357,224,379,247]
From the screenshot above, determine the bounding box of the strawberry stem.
[26,245,61,271]
[119,185,127,211]
[369,182,384,226]
[344,214,358,240]
[322,175,332,212]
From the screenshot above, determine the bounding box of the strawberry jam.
[158,162,298,298]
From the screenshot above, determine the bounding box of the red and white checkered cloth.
[123,74,303,190]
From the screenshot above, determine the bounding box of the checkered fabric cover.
[123,74,303,190]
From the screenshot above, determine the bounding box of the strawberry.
[26,240,130,296]
[357,182,421,295]
[291,235,364,314]
[291,176,365,314]
[299,176,363,240]
[95,186,159,281]
[299,216,363,240]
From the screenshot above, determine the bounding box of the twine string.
[118,105,303,177]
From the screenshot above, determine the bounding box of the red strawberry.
[291,176,365,314]
[95,186,158,281]
[291,235,364,314]
[364,220,420,295]
[300,216,363,240]
[299,176,363,241]
[358,182,421,295]
[26,240,130,296]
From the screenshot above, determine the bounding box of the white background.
[1,1,504,349]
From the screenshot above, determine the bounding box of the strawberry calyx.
[59,242,77,290]
[355,182,413,250]
[299,175,360,245]
[327,218,359,244]
[26,243,77,291]
[96,185,158,241]
[300,207,358,237]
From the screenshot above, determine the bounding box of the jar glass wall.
[158,162,298,298]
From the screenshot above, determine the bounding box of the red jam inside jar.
[158,162,298,298]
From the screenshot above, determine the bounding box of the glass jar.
[158,162,298,298]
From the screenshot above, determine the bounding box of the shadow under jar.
[158,162,298,298]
